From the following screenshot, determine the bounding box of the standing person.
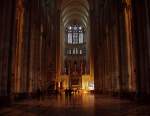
[65,88,69,105]
[68,88,72,103]
[65,88,68,97]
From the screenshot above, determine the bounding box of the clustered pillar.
[0,0,60,102]
[90,0,150,99]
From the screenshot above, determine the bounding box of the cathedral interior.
[0,0,150,115]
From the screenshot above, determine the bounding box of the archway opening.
[58,0,94,93]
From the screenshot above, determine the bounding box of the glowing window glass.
[66,25,84,44]
[68,33,72,44]
[80,50,82,54]
[79,33,83,44]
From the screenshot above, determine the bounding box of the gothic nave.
[0,0,150,115]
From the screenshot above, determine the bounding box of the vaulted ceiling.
[61,0,89,28]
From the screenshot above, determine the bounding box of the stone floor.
[0,94,150,116]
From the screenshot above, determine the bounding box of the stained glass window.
[66,25,84,44]
[73,48,76,54]
[79,33,83,44]
[68,32,72,44]
[65,25,86,56]
[80,50,82,54]
[73,32,78,44]
[76,48,78,54]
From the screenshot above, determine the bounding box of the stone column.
[117,0,129,94]
[123,0,136,93]
[14,0,25,94]
[132,0,150,98]
[0,0,16,102]
[145,0,150,95]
